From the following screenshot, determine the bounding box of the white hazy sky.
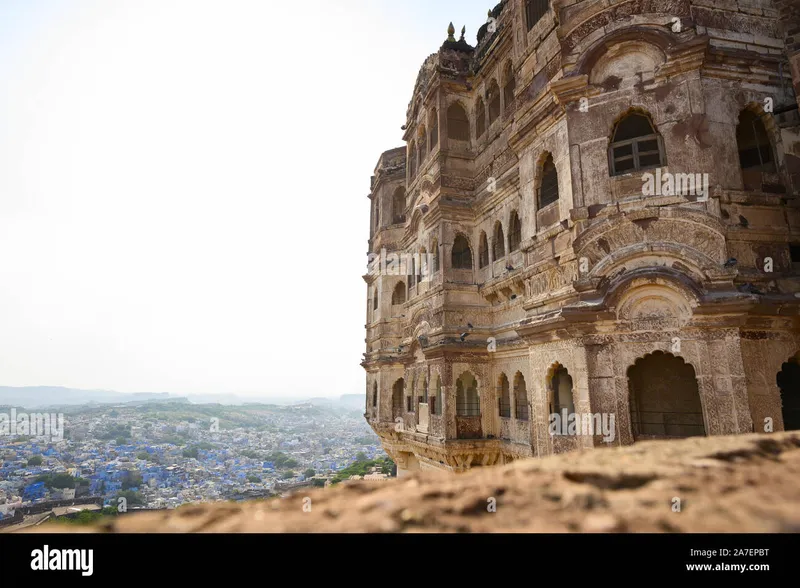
[0,0,490,398]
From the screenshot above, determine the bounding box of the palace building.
[362,0,800,476]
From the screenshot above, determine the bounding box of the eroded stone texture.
[26,432,800,533]
[363,1,800,476]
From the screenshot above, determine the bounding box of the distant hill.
[0,386,358,409]
[0,386,173,409]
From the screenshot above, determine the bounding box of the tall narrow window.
[608,112,664,176]
[478,232,489,268]
[508,211,521,251]
[488,81,501,125]
[476,98,486,139]
[392,187,405,224]
[736,109,775,172]
[408,140,417,178]
[492,221,505,260]
[418,126,427,165]
[429,110,438,150]
[539,153,559,208]
[503,62,516,111]
[431,239,440,273]
[514,373,528,421]
[451,235,473,270]
[391,281,406,305]
[447,103,470,142]
[498,374,511,418]
[525,0,549,32]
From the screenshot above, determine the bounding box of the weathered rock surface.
[27,432,800,533]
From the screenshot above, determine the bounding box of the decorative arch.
[508,210,522,252]
[447,102,470,142]
[514,372,529,421]
[476,97,487,139]
[451,233,473,270]
[498,373,511,418]
[391,281,406,305]
[456,370,480,416]
[487,79,501,125]
[627,351,705,440]
[536,152,559,209]
[478,231,489,268]
[392,187,406,224]
[492,221,505,260]
[546,362,575,420]
[503,61,516,111]
[573,27,675,78]
[608,108,664,176]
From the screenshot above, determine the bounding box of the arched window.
[508,211,521,252]
[456,371,480,416]
[478,231,489,268]
[373,200,380,230]
[408,140,417,178]
[392,378,404,414]
[488,81,501,125]
[419,248,428,281]
[498,374,511,418]
[431,238,440,273]
[492,221,505,260]
[538,153,559,208]
[391,281,406,305]
[549,365,575,417]
[503,62,516,111]
[525,0,549,31]
[451,235,473,270]
[418,126,427,164]
[408,254,416,289]
[429,109,439,149]
[609,111,664,176]
[447,103,470,141]
[392,187,405,224]
[514,372,528,421]
[476,98,486,139]
[736,109,775,173]
[418,375,427,407]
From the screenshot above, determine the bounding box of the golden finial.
[447,22,456,42]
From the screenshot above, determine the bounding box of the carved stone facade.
[363,0,800,475]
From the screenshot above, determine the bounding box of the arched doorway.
[392,378,404,420]
[627,351,705,440]
[777,354,800,431]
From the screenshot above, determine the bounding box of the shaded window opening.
[736,110,775,172]
[478,232,489,268]
[777,356,800,431]
[539,154,559,208]
[508,211,521,252]
[514,373,529,421]
[498,374,511,418]
[549,366,574,416]
[525,0,549,32]
[503,63,516,111]
[488,82,501,125]
[429,110,439,149]
[492,222,505,260]
[476,99,486,139]
[392,188,405,224]
[451,235,473,269]
[447,103,470,142]
[391,281,406,305]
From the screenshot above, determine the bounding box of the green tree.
[281,471,295,479]
[303,468,315,478]
[247,475,261,483]
[182,447,199,459]
[27,455,43,466]
[116,490,145,506]
[355,452,367,462]
[115,437,127,446]
[122,473,143,490]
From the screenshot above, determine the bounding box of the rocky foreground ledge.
[26,432,800,533]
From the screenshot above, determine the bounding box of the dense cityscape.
[0,395,394,529]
